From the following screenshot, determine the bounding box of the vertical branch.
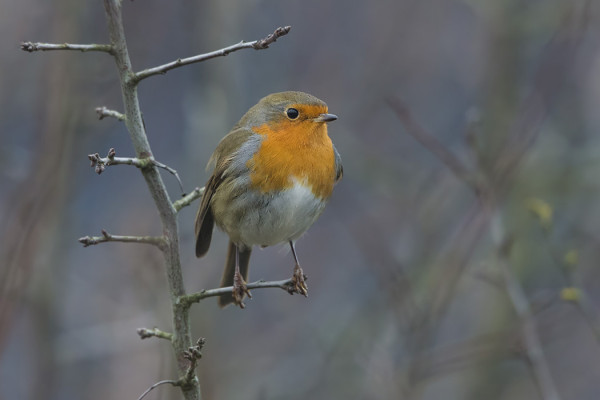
[103,1,151,156]
[102,1,199,399]
[491,216,561,400]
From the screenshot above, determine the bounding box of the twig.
[78,229,166,249]
[387,96,481,192]
[137,327,173,341]
[20,41,113,53]
[96,106,126,121]
[133,26,291,83]
[491,2,589,189]
[88,148,150,174]
[173,187,204,212]
[530,218,600,343]
[137,337,206,400]
[501,261,561,400]
[492,216,561,400]
[152,159,185,194]
[470,270,504,291]
[416,331,516,381]
[137,380,179,400]
[181,338,206,388]
[88,148,184,193]
[251,26,292,49]
[179,278,296,308]
[386,97,494,388]
[574,293,600,344]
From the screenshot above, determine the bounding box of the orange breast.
[248,120,336,199]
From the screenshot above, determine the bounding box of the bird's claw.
[233,269,252,308]
[288,264,308,297]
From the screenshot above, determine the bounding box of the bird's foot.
[288,263,308,297]
[232,269,252,308]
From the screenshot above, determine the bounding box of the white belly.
[216,181,327,248]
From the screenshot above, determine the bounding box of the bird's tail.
[218,240,251,307]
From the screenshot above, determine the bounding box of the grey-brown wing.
[194,128,257,257]
[333,144,343,182]
[195,174,217,257]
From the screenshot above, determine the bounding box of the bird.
[195,91,342,308]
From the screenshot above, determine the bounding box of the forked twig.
[88,148,184,193]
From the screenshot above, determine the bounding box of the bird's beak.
[314,113,338,123]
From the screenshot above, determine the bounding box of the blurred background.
[2,0,600,399]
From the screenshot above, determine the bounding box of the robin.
[195,91,342,308]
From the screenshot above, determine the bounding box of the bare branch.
[137,327,173,341]
[173,187,204,212]
[103,2,203,397]
[21,41,113,53]
[574,292,600,344]
[137,337,205,400]
[96,106,125,121]
[415,330,516,381]
[181,338,206,388]
[137,380,179,400]
[88,148,149,174]
[87,149,183,192]
[491,4,589,190]
[179,278,297,308]
[387,96,482,192]
[492,217,561,400]
[152,159,185,194]
[470,270,505,291]
[251,26,292,49]
[133,26,291,83]
[78,229,166,249]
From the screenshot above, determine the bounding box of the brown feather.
[195,175,217,257]
[218,241,251,307]
[195,128,257,258]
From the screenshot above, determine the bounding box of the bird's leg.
[232,245,251,308]
[288,241,308,296]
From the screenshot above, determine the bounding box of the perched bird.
[195,91,342,308]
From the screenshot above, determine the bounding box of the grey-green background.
[2,1,600,399]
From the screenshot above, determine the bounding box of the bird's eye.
[286,108,299,119]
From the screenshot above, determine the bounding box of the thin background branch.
[386,3,591,397]
[491,220,561,400]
